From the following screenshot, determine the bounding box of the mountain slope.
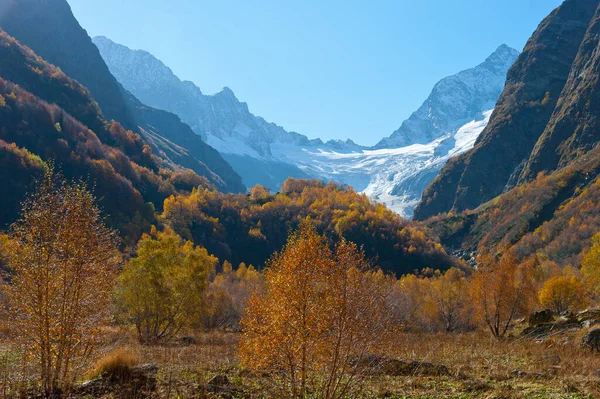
[0,0,245,193]
[416,0,600,269]
[422,144,600,268]
[0,27,460,275]
[95,37,517,215]
[0,29,176,242]
[520,4,600,181]
[93,35,315,189]
[415,0,600,220]
[0,0,135,129]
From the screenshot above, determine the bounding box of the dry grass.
[89,328,600,398]
[2,328,600,398]
[87,347,139,380]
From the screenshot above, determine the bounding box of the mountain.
[415,0,600,270]
[0,26,460,275]
[95,37,517,215]
[421,143,600,268]
[376,44,519,148]
[0,0,245,194]
[415,0,600,220]
[0,27,178,243]
[93,36,318,189]
[290,45,518,216]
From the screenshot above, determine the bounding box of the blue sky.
[68,0,562,146]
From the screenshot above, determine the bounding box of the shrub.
[88,348,138,380]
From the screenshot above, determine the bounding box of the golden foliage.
[239,223,394,399]
[539,276,588,314]
[425,268,473,333]
[115,227,217,343]
[5,167,119,394]
[471,252,536,338]
[202,261,264,330]
[582,232,600,297]
[161,179,459,275]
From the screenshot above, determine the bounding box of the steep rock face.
[415,0,600,220]
[0,0,245,193]
[521,5,600,181]
[376,45,518,148]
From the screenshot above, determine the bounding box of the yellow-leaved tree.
[239,223,393,399]
[582,233,600,298]
[471,252,536,339]
[6,167,119,395]
[538,275,588,314]
[425,268,473,333]
[115,227,216,343]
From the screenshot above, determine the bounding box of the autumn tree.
[425,268,473,333]
[115,227,216,343]
[239,223,393,399]
[202,262,264,330]
[471,252,536,339]
[389,274,430,332]
[249,185,270,202]
[6,167,119,395]
[538,276,588,314]
[582,233,600,297]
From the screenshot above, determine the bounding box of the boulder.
[582,329,600,352]
[521,322,580,339]
[528,309,555,326]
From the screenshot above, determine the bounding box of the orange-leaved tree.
[239,223,393,399]
[471,252,536,339]
[425,268,473,333]
[6,167,119,395]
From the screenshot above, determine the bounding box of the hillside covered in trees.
[0,29,220,244]
[0,0,245,194]
[161,179,461,275]
[416,0,600,272]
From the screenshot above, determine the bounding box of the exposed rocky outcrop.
[582,328,600,351]
[415,0,600,220]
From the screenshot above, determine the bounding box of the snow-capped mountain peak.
[375,45,519,149]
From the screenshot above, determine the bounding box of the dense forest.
[161,179,461,275]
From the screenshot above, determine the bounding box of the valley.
[0,0,599,398]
